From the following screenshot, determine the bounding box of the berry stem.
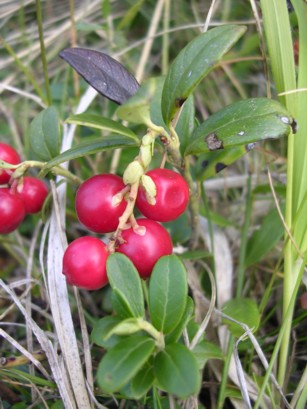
[1,160,83,185]
[108,181,140,253]
[137,319,165,350]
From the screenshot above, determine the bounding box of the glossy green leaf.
[195,145,252,180]
[165,296,194,344]
[107,253,144,318]
[192,340,224,370]
[149,255,188,334]
[175,95,195,154]
[149,76,167,129]
[43,135,139,171]
[65,113,139,141]
[116,78,160,127]
[131,362,155,399]
[222,298,260,337]
[185,98,294,156]
[245,205,285,267]
[105,317,144,338]
[97,335,155,393]
[91,315,123,349]
[30,106,61,161]
[161,25,246,124]
[154,343,201,398]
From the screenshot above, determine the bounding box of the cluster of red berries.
[0,143,48,234]
[62,168,189,290]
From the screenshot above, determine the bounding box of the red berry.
[117,218,173,279]
[75,174,126,233]
[136,168,189,222]
[0,143,21,184]
[17,177,48,214]
[62,236,109,290]
[0,188,26,234]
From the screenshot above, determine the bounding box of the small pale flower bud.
[140,174,156,205]
[123,161,144,185]
[139,145,152,168]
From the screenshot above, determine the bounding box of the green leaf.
[106,317,144,338]
[65,113,139,141]
[154,343,201,398]
[107,253,144,318]
[97,335,155,393]
[161,25,246,124]
[43,135,139,171]
[185,98,294,156]
[192,340,224,370]
[116,78,160,127]
[165,296,194,344]
[175,95,195,155]
[130,362,155,398]
[149,255,188,334]
[222,298,260,337]
[117,0,145,30]
[245,205,285,267]
[30,106,61,161]
[91,315,123,349]
[195,145,251,180]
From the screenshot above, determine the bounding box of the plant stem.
[0,37,46,103]
[183,157,200,249]
[35,0,52,106]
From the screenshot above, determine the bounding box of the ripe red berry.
[0,143,21,184]
[75,174,126,233]
[117,218,173,279]
[16,177,48,214]
[136,168,189,222]
[62,236,109,290]
[0,188,26,234]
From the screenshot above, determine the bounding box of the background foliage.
[0,1,306,408]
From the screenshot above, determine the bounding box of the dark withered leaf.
[59,48,140,104]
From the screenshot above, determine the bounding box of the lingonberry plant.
[136,168,189,222]
[62,236,109,290]
[14,176,48,214]
[0,19,298,408]
[0,142,21,184]
[117,218,173,278]
[75,173,126,233]
[0,143,49,233]
[0,188,26,234]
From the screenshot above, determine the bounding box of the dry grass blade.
[0,279,75,408]
[0,328,50,379]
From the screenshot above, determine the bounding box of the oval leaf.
[161,25,246,124]
[154,343,201,398]
[195,145,253,180]
[165,296,194,344]
[59,48,139,104]
[97,335,155,393]
[65,113,139,141]
[91,315,123,349]
[116,78,160,127]
[131,363,155,399]
[30,106,61,161]
[107,253,144,318]
[245,205,285,267]
[185,98,294,155]
[222,298,260,337]
[43,135,139,171]
[149,255,188,334]
[192,340,224,370]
